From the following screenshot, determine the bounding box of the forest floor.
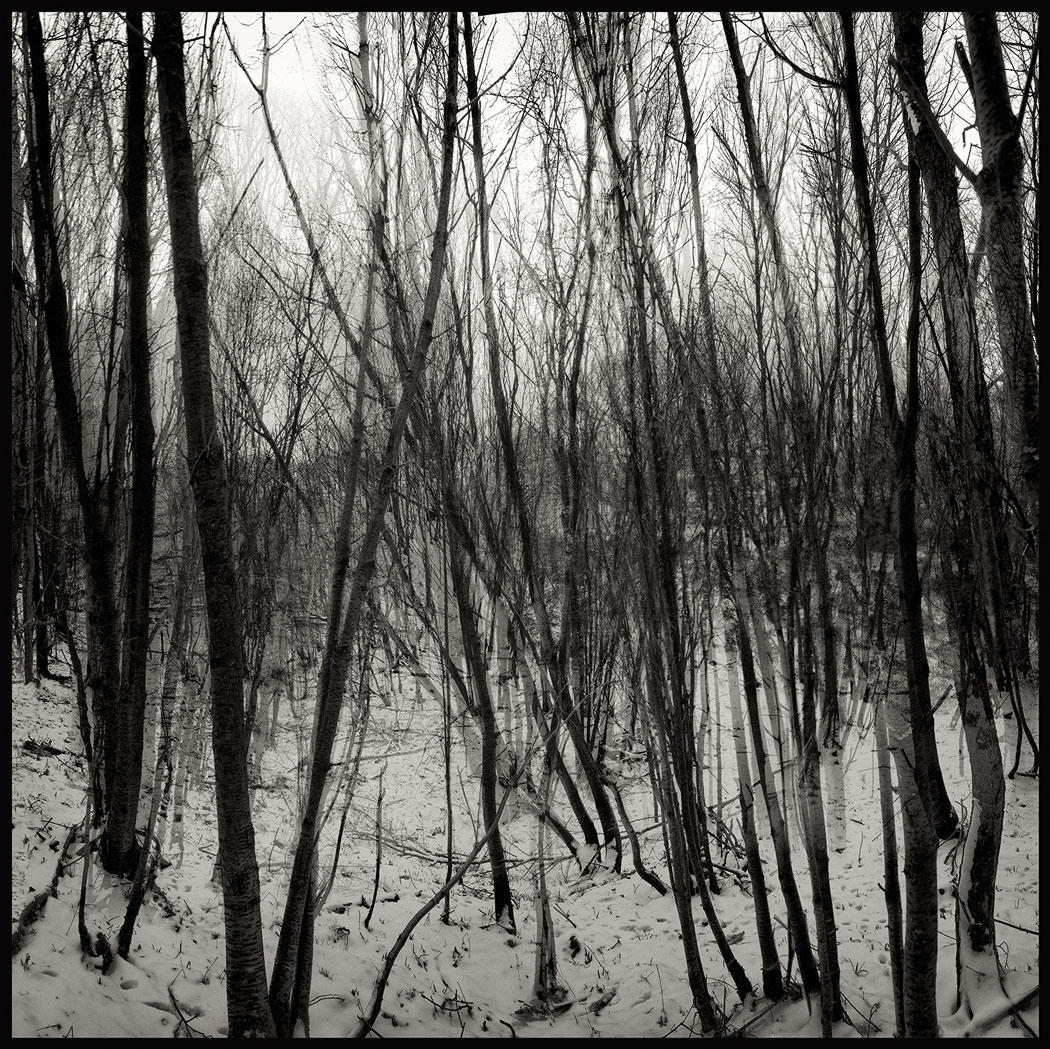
[10,652,1039,1039]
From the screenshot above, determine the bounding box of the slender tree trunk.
[531,759,566,1005]
[517,647,598,849]
[267,16,460,1034]
[873,697,905,1037]
[104,9,155,877]
[840,18,958,1032]
[723,609,783,1002]
[667,11,717,359]
[893,11,1028,757]
[952,618,1007,1017]
[463,13,621,868]
[730,584,820,998]
[940,546,1010,1017]
[644,653,724,1033]
[798,589,842,1029]
[154,13,275,1036]
[448,544,515,931]
[840,12,958,839]
[12,54,33,684]
[25,11,123,844]
[885,662,940,1039]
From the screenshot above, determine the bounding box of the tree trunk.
[644,654,724,1033]
[531,760,566,1005]
[885,669,940,1039]
[104,9,155,878]
[873,697,905,1036]
[154,13,275,1036]
[893,11,1027,748]
[267,15,460,1034]
[24,11,124,843]
[840,12,958,841]
[962,14,1039,559]
[723,610,783,1002]
[940,546,1009,1017]
[952,622,1007,1017]
[797,589,842,1029]
[730,574,821,997]
[448,544,515,931]
[463,13,622,870]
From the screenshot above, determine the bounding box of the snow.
[10,655,1039,1039]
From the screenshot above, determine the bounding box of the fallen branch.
[11,820,82,956]
[167,984,199,1038]
[959,984,1038,1037]
[350,785,514,1037]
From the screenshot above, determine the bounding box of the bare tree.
[154,12,275,1036]
[840,13,947,1037]
[266,12,460,1036]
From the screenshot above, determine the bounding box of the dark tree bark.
[153,12,275,1037]
[893,10,1032,745]
[24,11,124,860]
[103,9,155,879]
[962,14,1039,562]
[448,542,515,931]
[892,14,1016,1015]
[798,588,843,1030]
[722,610,782,1002]
[268,14,460,1036]
[13,56,35,683]
[839,13,958,836]
[873,697,905,1037]
[463,11,622,869]
[840,13,951,1037]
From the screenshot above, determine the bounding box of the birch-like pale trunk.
[873,698,905,1037]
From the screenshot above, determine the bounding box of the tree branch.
[889,54,978,186]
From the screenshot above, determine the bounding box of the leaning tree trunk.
[723,607,783,1002]
[729,584,820,999]
[644,653,724,1034]
[448,543,515,932]
[154,13,275,1037]
[267,15,460,1036]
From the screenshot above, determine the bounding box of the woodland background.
[10,11,1039,1039]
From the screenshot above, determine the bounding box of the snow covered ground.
[10,654,1038,1038]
